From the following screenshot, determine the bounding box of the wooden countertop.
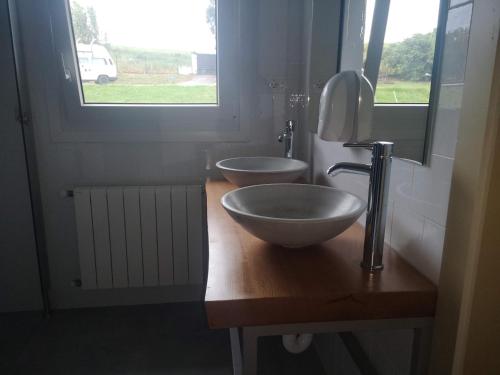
[204,180,437,329]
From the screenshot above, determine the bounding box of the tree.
[70,2,99,44]
[379,30,436,81]
[206,0,216,35]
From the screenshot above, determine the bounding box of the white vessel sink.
[221,184,366,248]
[216,157,308,187]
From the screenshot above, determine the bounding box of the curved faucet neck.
[327,162,371,177]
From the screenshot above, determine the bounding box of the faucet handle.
[343,142,374,149]
[343,141,393,156]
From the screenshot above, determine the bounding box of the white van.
[77,43,117,84]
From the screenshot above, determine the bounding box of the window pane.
[68,0,217,105]
[364,0,440,104]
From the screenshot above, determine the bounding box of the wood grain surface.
[204,180,437,328]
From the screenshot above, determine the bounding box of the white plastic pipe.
[282,333,314,354]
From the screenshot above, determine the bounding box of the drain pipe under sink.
[282,333,313,354]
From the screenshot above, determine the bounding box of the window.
[92,58,107,66]
[339,0,446,162]
[48,0,240,141]
[68,0,218,105]
[363,0,441,104]
[78,56,90,64]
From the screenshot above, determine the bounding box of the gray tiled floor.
[1,303,326,375]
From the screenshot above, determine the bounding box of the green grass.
[82,80,430,105]
[375,81,431,104]
[82,84,217,104]
[109,73,192,85]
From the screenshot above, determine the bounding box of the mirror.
[308,0,446,163]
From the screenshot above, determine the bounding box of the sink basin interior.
[221,184,366,247]
[224,184,364,221]
[217,157,308,173]
[216,157,308,187]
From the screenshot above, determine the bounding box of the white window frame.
[48,0,244,142]
[340,0,447,163]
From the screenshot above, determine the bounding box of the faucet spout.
[326,162,371,177]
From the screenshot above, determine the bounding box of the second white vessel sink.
[221,183,366,248]
[216,157,308,187]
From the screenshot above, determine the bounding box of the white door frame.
[429,0,500,373]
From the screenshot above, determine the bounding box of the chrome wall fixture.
[327,141,393,271]
[278,120,296,159]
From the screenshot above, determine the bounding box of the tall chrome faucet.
[278,120,296,159]
[327,142,393,271]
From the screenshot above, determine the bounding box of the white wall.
[312,1,475,373]
[17,0,305,309]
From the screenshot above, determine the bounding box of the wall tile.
[389,208,445,284]
[441,4,473,84]
[421,219,446,283]
[344,329,413,375]
[286,62,303,94]
[449,0,473,8]
[334,334,362,375]
[436,83,464,110]
[431,84,464,158]
[389,158,414,205]
[390,206,425,261]
[411,155,454,226]
[385,200,395,247]
[286,0,305,63]
[258,0,288,79]
[385,329,413,375]
[272,93,287,134]
[367,331,400,375]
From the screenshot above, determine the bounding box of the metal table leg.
[410,325,433,375]
[242,328,258,375]
[230,328,243,375]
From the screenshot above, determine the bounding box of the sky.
[70,0,440,53]
[364,0,441,44]
[71,0,215,53]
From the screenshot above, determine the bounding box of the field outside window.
[364,0,441,104]
[68,0,218,105]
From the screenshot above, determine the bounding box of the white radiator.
[73,185,205,289]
